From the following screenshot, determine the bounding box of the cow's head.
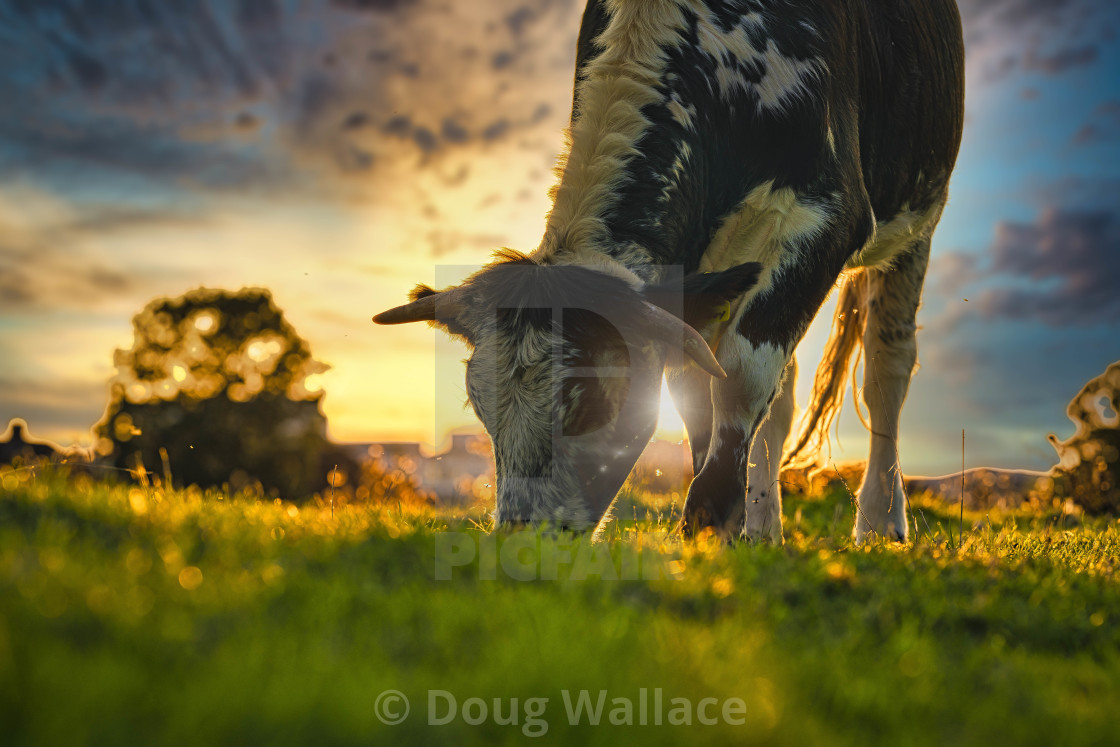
[374,253,760,530]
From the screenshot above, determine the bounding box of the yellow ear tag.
[715,301,731,323]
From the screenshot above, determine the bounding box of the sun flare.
[655,376,687,440]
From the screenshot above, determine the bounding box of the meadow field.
[2,466,1118,746]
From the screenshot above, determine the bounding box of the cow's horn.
[641,302,727,379]
[373,288,465,325]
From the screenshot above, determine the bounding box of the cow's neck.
[535,130,710,289]
[533,2,701,288]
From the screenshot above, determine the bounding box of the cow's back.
[557,0,965,272]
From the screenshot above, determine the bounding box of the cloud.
[0,0,582,200]
[929,251,979,295]
[957,0,1115,84]
[1023,44,1099,73]
[332,0,411,11]
[0,187,208,312]
[0,0,1112,204]
[0,2,285,107]
[424,229,511,259]
[1072,99,1120,145]
[0,377,109,441]
[0,240,137,313]
[481,120,512,142]
[971,208,1120,325]
[1023,175,1120,211]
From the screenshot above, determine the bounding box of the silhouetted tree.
[1050,360,1120,514]
[94,287,338,499]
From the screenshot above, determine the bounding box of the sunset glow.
[656,378,687,441]
[1,1,1117,475]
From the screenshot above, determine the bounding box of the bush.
[94,287,334,500]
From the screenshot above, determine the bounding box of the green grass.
[2,466,1118,746]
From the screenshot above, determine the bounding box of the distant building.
[343,434,495,505]
[416,434,494,505]
[341,434,695,505]
[0,419,62,465]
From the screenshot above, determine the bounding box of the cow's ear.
[411,285,474,341]
[643,262,761,330]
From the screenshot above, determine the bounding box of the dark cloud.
[440,117,470,144]
[959,0,1079,35]
[0,244,140,312]
[65,48,110,91]
[0,0,301,192]
[412,126,438,153]
[425,229,509,258]
[342,112,370,130]
[973,208,1120,325]
[63,206,214,234]
[913,316,1120,470]
[332,0,411,11]
[958,0,1114,83]
[0,377,108,441]
[1073,123,1104,145]
[1072,99,1120,146]
[1097,100,1120,117]
[1023,44,1099,73]
[234,112,261,132]
[506,6,538,36]
[929,251,979,294]
[337,144,375,171]
[236,0,284,29]
[85,267,132,294]
[383,115,414,138]
[1024,175,1120,211]
[292,74,342,137]
[0,1,273,102]
[0,199,208,312]
[482,119,512,141]
[0,0,582,200]
[0,113,289,192]
[0,1,332,191]
[0,269,35,307]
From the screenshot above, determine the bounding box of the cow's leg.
[667,365,713,475]
[681,182,875,540]
[744,356,797,543]
[681,333,789,538]
[854,238,931,542]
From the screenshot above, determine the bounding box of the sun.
[654,376,687,440]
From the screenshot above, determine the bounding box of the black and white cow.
[376,0,965,542]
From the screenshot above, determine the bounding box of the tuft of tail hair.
[784,271,870,470]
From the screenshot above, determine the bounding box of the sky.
[0,0,1118,476]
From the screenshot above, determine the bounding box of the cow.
[375,0,965,543]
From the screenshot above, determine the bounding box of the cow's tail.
[784,270,869,469]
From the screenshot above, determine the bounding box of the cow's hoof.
[743,500,784,545]
[852,521,907,545]
[680,521,737,545]
[680,500,742,543]
[742,523,784,545]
